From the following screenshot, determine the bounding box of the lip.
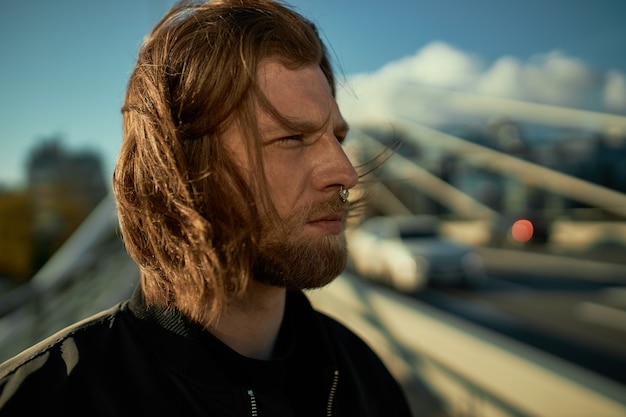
[307,212,345,234]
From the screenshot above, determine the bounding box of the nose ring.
[339,185,350,203]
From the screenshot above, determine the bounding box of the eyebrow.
[262,117,350,138]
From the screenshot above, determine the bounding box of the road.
[410,246,626,385]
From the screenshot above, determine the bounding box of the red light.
[511,219,533,243]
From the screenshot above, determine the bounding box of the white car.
[347,215,486,293]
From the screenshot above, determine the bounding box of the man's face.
[223,58,359,289]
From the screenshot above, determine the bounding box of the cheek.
[264,159,307,217]
[266,176,293,218]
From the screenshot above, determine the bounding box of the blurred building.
[26,138,108,272]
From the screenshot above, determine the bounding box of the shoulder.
[0,301,131,399]
[3,301,128,372]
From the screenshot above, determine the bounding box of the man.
[0,1,412,415]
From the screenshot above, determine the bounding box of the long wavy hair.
[113,0,339,325]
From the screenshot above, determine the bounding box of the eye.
[273,134,305,145]
[280,134,304,142]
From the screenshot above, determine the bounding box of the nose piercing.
[339,185,350,203]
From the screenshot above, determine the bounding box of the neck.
[208,281,287,360]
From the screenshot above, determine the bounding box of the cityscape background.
[1,1,626,280]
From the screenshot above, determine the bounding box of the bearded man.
[0,1,412,415]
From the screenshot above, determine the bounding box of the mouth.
[307,212,346,234]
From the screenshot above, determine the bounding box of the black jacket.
[0,288,411,416]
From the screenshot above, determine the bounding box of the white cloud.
[380,41,483,89]
[474,56,525,99]
[338,41,614,128]
[521,51,596,106]
[473,51,596,107]
[337,42,484,126]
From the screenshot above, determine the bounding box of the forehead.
[256,59,344,132]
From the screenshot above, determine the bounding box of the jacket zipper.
[326,370,339,417]
[246,370,339,417]
[247,389,258,417]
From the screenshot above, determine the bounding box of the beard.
[252,196,349,290]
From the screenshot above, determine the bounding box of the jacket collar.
[127,284,338,372]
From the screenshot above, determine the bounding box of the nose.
[314,135,359,194]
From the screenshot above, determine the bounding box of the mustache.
[274,194,349,231]
[304,195,350,222]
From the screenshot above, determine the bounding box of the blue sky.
[1,0,625,188]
